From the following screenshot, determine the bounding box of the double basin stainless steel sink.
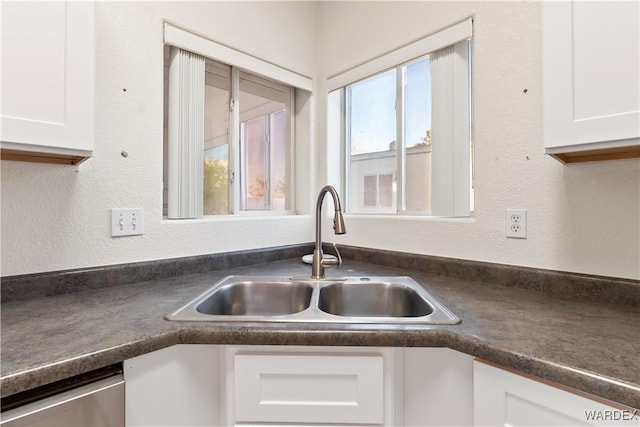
[166,275,460,325]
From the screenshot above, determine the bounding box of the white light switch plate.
[111,208,144,237]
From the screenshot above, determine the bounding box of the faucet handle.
[321,243,342,269]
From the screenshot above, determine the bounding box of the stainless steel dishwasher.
[1,367,124,427]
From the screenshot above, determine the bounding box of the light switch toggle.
[111,208,144,237]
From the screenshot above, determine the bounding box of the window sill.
[161,211,302,224]
[343,213,475,223]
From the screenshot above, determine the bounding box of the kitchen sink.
[318,281,434,317]
[166,275,460,325]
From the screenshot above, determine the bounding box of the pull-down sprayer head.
[333,207,346,235]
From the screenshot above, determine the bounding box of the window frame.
[163,23,309,219]
[232,67,295,215]
[330,19,474,217]
[238,107,294,213]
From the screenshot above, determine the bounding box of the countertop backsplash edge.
[335,245,640,308]
[2,243,638,307]
[0,243,315,303]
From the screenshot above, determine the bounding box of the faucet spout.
[312,185,346,279]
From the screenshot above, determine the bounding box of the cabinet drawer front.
[234,353,384,424]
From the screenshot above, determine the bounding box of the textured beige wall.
[318,1,640,280]
[1,1,318,276]
[2,1,638,280]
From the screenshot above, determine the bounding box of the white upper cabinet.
[1,1,95,165]
[543,1,640,163]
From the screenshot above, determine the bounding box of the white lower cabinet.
[123,345,472,427]
[124,345,220,427]
[123,345,636,427]
[473,360,639,427]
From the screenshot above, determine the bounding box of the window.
[165,50,294,218]
[162,22,308,219]
[328,20,473,217]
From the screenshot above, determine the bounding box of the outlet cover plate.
[506,209,527,239]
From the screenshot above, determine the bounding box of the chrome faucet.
[312,185,346,279]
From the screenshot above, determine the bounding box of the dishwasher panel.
[0,375,124,427]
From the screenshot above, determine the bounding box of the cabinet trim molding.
[1,147,91,166]
[546,143,640,164]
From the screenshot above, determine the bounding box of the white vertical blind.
[430,41,471,216]
[167,47,205,219]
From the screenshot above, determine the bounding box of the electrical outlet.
[111,208,144,237]
[506,209,527,239]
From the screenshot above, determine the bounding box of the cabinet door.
[124,345,220,427]
[543,1,640,161]
[225,345,399,426]
[1,0,94,162]
[474,360,638,426]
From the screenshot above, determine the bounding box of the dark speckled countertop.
[1,257,639,409]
